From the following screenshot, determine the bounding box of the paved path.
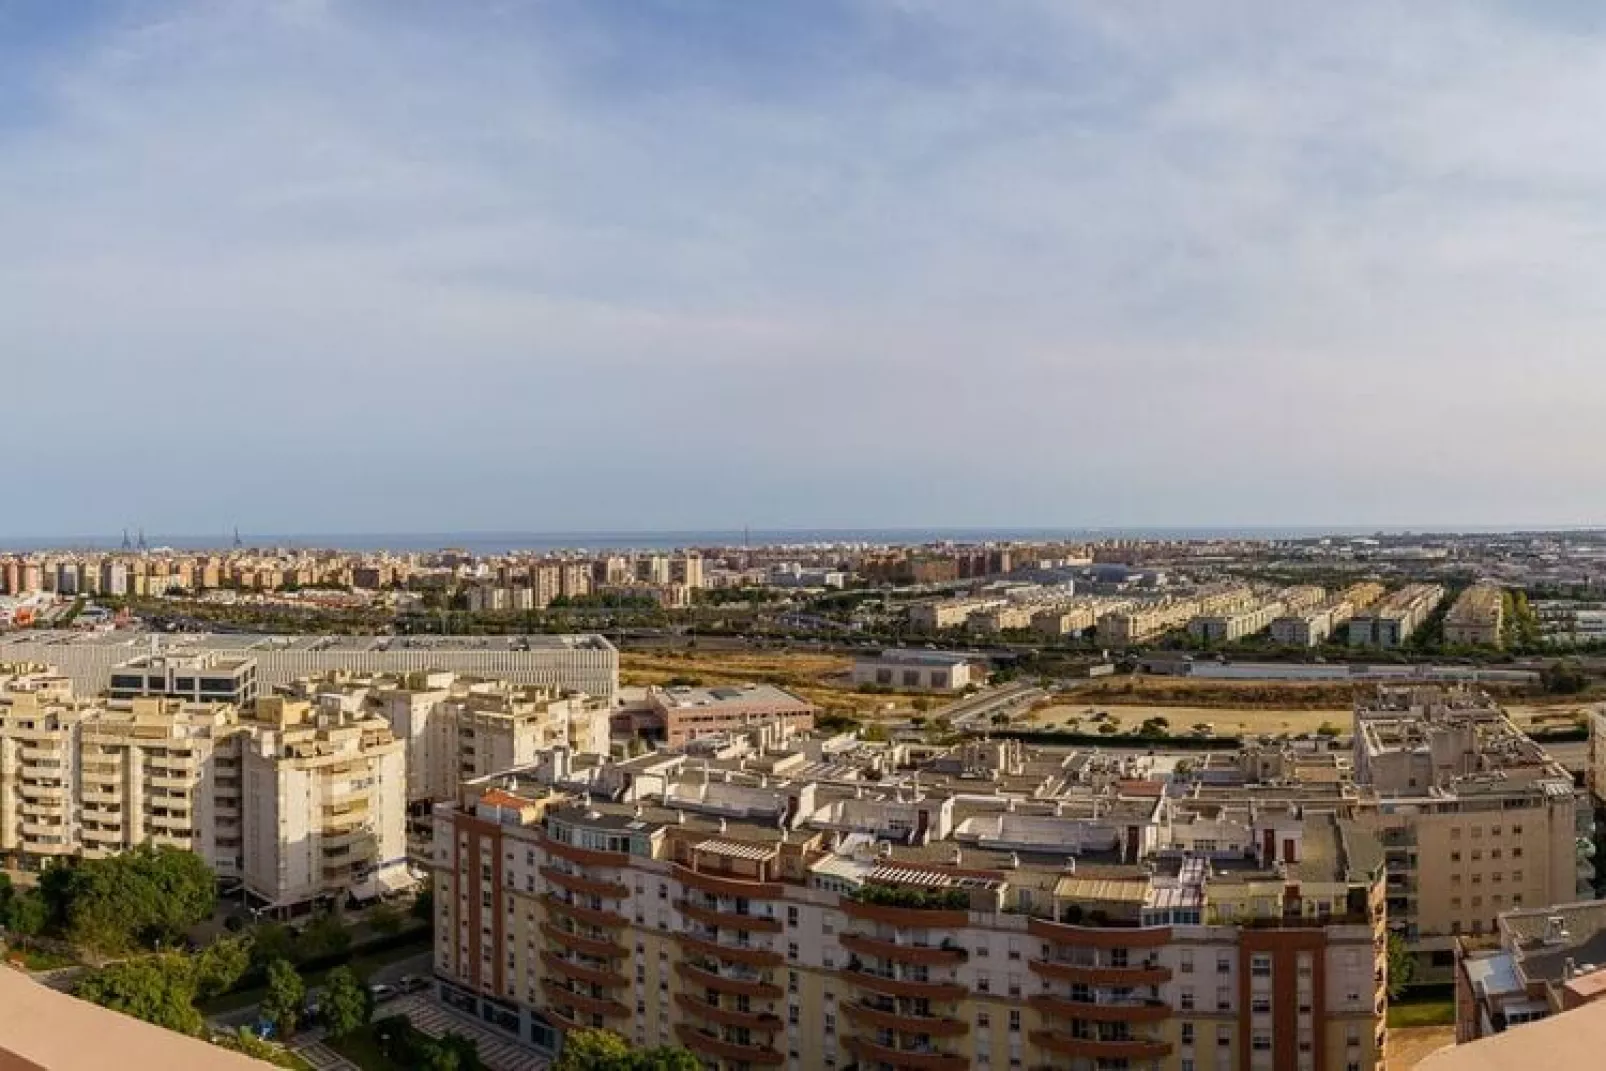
[388,995,549,1071]
[290,1040,359,1071]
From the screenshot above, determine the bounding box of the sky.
[5,0,1606,536]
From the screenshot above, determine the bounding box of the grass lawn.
[326,1022,411,1071]
[1388,999,1455,1028]
[200,934,431,1014]
[7,947,78,971]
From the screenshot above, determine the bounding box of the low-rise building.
[851,650,976,691]
[1348,584,1445,648]
[108,652,260,706]
[643,684,816,747]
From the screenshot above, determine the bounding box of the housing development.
[9,531,1606,1070]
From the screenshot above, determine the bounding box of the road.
[938,680,1045,730]
[209,950,433,1032]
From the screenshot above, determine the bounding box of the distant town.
[5,530,1606,1070]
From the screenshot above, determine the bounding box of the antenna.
[233,526,243,550]
[121,528,132,552]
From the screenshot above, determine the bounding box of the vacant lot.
[1023,702,1348,737]
[620,650,930,720]
[1386,1025,1455,1069]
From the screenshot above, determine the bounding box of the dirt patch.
[1024,703,1349,737]
[1387,1025,1455,1069]
[619,650,929,720]
[1077,675,1542,711]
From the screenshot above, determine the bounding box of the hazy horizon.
[8,2,1606,532]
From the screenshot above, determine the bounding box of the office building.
[108,652,260,706]
[640,684,816,747]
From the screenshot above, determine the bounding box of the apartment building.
[108,652,260,706]
[1350,687,1585,976]
[1187,600,1286,644]
[1347,584,1445,648]
[641,685,816,748]
[431,739,1389,1071]
[241,696,410,908]
[1272,583,1386,648]
[0,679,87,867]
[1453,899,1606,1045]
[908,598,1004,633]
[294,671,613,804]
[1445,585,1505,648]
[1030,602,1100,639]
[77,698,245,879]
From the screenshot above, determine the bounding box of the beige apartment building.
[1187,600,1286,644]
[1444,584,1505,648]
[1348,584,1445,648]
[1350,687,1585,977]
[1272,583,1386,648]
[242,696,410,907]
[77,698,246,880]
[432,741,1389,1071]
[0,680,86,867]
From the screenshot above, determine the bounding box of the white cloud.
[3,0,1606,533]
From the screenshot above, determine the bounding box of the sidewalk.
[386,994,550,1071]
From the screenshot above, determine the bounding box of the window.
[1181,1023,1196,1044]
[977,1012,990,1029]
[1217,955,1232,975]
[1251,954,1272,978]
[1218,1027,1232,1048]
[978,975,991,994]
[788,943,798,961]
[1472,826,1482,838]
[1008,1011,1021,1033]
[1180,989,1195,1011]
[1513,825,1523,837]
[1492,848,1502,860]
[1513,870,1524,883]
[1109,948,1129,968]
[1252,1033,1272,1052]
[1252,996,1271,1014]
[1471,850,1481,861]
[1514,847,1524,859]
[1450,851,1461,863]
[1217,986,1231,1011]
[787,907,798,927]
[1181,951,1195,974]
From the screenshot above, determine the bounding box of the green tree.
[420,1032,483,1071]
[411,889,435,925]
[46,846,216,954]
[554,1029,633,1071]
[6,889,47,937]
[1386,933,1416,1000]
[224,1027,305,1069]
[250,922,297,970]
[261,959,306,1039]
[366,902,405,936]
[75,955,204,1036]
[319,966,372,1040]
[194,937,251,1001]
[296,910,352,959]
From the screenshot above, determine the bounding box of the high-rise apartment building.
[241,696,410,907]
[431,749,1389,1070]
[1350,687,1585,977]
[77,698,245,879]
[0,680,86,866]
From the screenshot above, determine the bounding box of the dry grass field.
[619,650,918,719]
[1022,702,1348,736]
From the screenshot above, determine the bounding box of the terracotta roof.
[1417,999,1606,1070]
[0,966,270,1069]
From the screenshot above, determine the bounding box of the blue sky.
[5,0,1606,536]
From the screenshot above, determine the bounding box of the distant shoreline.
[1,525,1601,554]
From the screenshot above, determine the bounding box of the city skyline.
[9,2,1606,531]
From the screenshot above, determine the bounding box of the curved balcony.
[1028,1031,1172,1060]
[839,933,968,967]
[841,1001,968,1038]
[540,951,628,990]
[1028,917,1173,949]
[675,960,783,999]
[538,831,631,869]
[1029,993,1170,1023]
[541,892,628,930]
[676,899,784,933]
[540,865,629,899]
[675,931,785,967]
[674,991,783,1031]
[839,965,968,1002]
[675,1023,785,1066]
[541,923,623,960]
[1028,959,1171,986]
[841,900,969,929]
[842,1035,968,1071]
[672,863,784,900]
[539,979,629,1021]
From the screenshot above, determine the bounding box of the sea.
[0,525,1578,554]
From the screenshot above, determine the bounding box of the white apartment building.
[77,698,245,879]
[242,696,410,908]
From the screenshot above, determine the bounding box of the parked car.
[396,975,428,994]
[369,983,397,1002]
